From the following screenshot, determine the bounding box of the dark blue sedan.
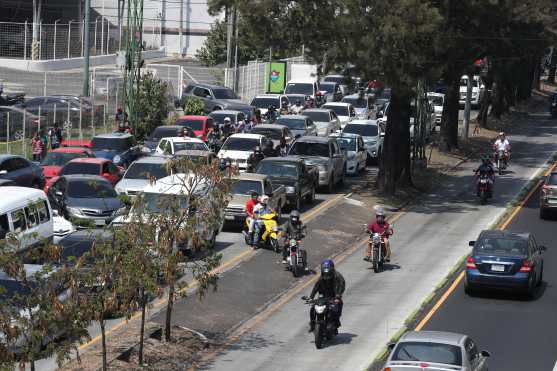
[0,154,45,188]
[465,230,546,297]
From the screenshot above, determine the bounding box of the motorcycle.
[494,149,508,175]
[477,174,491,205]
[367,231,386,273]
[302,296,340,349]
[243,212,280,252]
[285,234,307,277]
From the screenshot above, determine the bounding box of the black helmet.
[251,191,259,198]
[290,210,300,224]
[321,259,335,280]
[296,99,301,105]
[482,155,490,164]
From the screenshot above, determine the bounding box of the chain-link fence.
[0,20,161,60]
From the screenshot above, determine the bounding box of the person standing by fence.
[48,123,63,150]
[31,133,44,161]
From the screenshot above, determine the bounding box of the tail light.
[383,368,391,371]
[519,260,531,272]
[466,256,477,270]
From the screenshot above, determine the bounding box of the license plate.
[225,215,235,221]
[491,264,505,272]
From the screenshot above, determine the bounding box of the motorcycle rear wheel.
[292,258,300,277]
[480,190,487,205]
[314,323,323,349]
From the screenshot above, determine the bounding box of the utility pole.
[225,6,234,69]
[124,0,145,131]
[233,8,239,92]
[463,74,473,140]
[82,0,91,96]
[179,0,184,56]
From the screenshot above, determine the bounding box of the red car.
[175,115,215,141]
[61,139,92,148]
[40,147,95,180]
[45,158,123,192]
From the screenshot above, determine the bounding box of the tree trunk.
[138,288,146,365]
[548,47,557,84]
[100,318,107,371]
[532,56,541,92]
[478,78,492,128]
[165,283,175,342]
[30,361,35,371]
[439,76,459,151]
[490,80,505,119]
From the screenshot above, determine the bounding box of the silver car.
[385,331,490,371]
[115,156,171,197]
[342,120,383,164]
[300,108,341,136]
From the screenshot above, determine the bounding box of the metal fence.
[0,20,161,60]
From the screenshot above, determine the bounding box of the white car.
[300,108,341,136]
[217,133,270,172]
[428,92,445,125]
[459,75,481,107]
[329,132,367,174]
[250,94,289,116]
[155,137,209,156]
[284,79,320,100]
[322,102,356,129]
[53,211,76,244]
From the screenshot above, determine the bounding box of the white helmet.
[260,195,269,204]
[224,117,231,123]
[498,132,504,137]
[374,205,385,216]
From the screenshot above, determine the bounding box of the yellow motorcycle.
[244,212,280,252]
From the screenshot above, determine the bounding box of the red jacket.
[367,221,392,239]
[245,199,259,217]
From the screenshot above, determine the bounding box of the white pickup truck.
[459,75,481,107]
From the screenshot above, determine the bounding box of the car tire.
[525,275,536,299]
[339,167,346,185]
[295,195,301,212]
[537,265,543,287]
[539,207,547,220]
[464,280,476,296]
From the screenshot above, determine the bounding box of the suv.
[90,132,142,168]
[182,83,251,114]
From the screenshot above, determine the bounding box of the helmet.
[224,117,231,123]
[251,191,259,198]
[321,259,335,280]
[296,99,301,105]
[260,195,269,204]
[482,155,490,164]
[375,205,385,223]
[290,210,301,224]
[499,132,504,136]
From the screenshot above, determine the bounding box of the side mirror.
[469,241,475,246]
[387,343,396,351]
[376,112,383,118]
[480,350,491,358]
[380,132,385,138]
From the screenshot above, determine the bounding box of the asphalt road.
[202,115,556,370]
[423,186,557,371]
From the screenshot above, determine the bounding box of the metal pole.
[68,21,72,58]
[67,102,71,140]
[79,99,83,141]
[39,21,42,59]
[43,72,47,96]
[83,0,91,97]
[101,0,105,54]
[54,20,59,60]
[22,109,26,157]
[226,6,233,69]
[233,9,239,92]
[463,74,473,140]
[24,21,28,60]
[94,18,99,55]
[91,79,96,136]
[179,0,184,56]
[105,78,109,133]
[53,103,57,126]
[38,106,41,133]
[6,112,10,154]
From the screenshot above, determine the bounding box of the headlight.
[66,207,83,216]
[285,186,296,194]
[113,155,122,164]
[315,304,326,314]
[347,153,356,160]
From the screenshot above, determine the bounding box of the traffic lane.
[423,188,557,371]
[150,198,370,339]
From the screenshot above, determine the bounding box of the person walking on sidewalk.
[31,132,44,161]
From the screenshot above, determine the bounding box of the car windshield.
[343,124,378,137]
[91,137,131,152]
[221,137,260,151]
[148,127,179,141]
[320,83,336,93]
[213,88,238,100]
[256,161,298,178]
[324,105,349,116]
[342,97,368,108]
[41,152,85,167]
[67,180,117,198]
[276,118,306,130]
[250,97,280,109]
[289,142,329,157]
[324,76,346,84]
[428,96,444,106]
[231,180,263,195]
[303,111,330,122]
[546,173,557,185]
[392,342,462,366]
[124,162,168,180]
[250,128,283,140]
[60,162,99,175]
[474,237,528,257]
[140,192,189,214]
[173,142,208,152]
[176,119,204,131]
[335,137,356,151]
[285,83,314,95]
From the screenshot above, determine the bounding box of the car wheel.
[526,275,536,299]
[539,207,547,219]
[339,167,346,185]
[537,265,543,287]
[464,280,476,296]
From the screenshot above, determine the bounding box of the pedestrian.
[48,123,63,149]
[40,130,49,158]
[115,107,126,132]
[31,132,43,161]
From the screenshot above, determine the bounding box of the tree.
[181,96,205,115]
[136,72,169,141]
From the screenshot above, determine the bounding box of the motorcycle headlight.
[113,155,122,164]
[285,186,296,194]
[315,305,327,314]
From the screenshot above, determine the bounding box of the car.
[319,81,343,102]
[52,210,76,244]
[540,171,557,218]
[275,115,318,138]
[56,158,122,187]
[300,108,341,136]
[18,96,94,126]
[341,94,374,120]
[60,139,92,148]
[217,133,272,172]
[155,137,210,156]
[0,154,45,189]
[284,80,323,105]
[465,230,546,297]
[115,156,171,197]
[224,173,287,225]
[428,92,445,125]
[376,101,390,126]
[143,125,195,153]
[209,110,247,128]
[322,74,349,95]
[342,120,384,164]
[182,83,250,113]
[385,331,490,371]
[40,147,95,180]
[329,132,367,174]
[175,115,216,141]
[287,136,346,193]
[250,94,289,116]
[0,106,42,141]
[90,132,142,168]
[250,124,294,147]
[550,92,557,118]
[255,157,318,210]
[321,102,356,129]
[459,75,481,107]
[47,175,124,228]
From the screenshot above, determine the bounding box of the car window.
[3,158,19,172]
[207,118,214,129]
[193,87,210,98]
[24,206,38,228]
[464,338,479,362]
[264,181,273,195]
[331,112,338,121]
[184,85,195,93]
[37,201,50,223]
[474,237,527,257]
[392,341,462,366]
[10,209,27,233]
[0,213,8,239]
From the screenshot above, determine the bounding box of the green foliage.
[136,72,169,141]
[181,96,205,115]
[196,20,229,66]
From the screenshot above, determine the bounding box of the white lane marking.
[552,360,557,371]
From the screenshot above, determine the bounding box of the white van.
[0,187,54,251]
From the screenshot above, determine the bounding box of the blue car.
[465,230,546,297]
[90,132,143,168]
[0,154,45,189]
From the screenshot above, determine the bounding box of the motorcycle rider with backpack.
[307,260,345,331]
[281,210,306,264]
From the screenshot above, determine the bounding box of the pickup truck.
[224,173,287,225]
[287,136,346,193]
[255,156,318,211]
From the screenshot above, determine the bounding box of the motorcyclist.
[245,191,260,244]
[262,139,276,157]
[265,105,278,122]
[291,99,304,114]
[474,156,495,196]
[308,259,345,331]
[281,210,305,264]
[493,132,511,165]
[366,207,393,262]
[279,101,290,116]
[252,195,273,247]
[222,117,233,138]
[275,137,289,157]
[247,145,265,172]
